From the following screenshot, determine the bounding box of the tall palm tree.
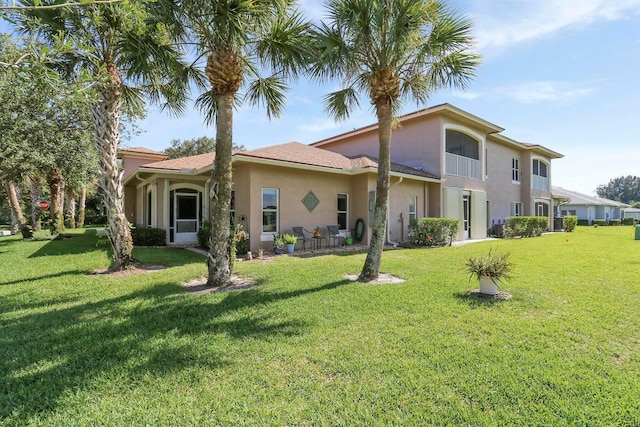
[15,0,197,269]
[311,0,481,281]
[183,0,310,287]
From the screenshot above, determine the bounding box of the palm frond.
[243,75,288,120]
[323,87,360,122]
[194,90,218,127]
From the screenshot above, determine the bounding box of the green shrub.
[609,219,621,226]
[593,219,607,226]
[233,224,249,255]
[408,218,459,246]
[131,226,167,246]
[577,219,589,226]
[563,215,578,232]
[505,216,548,238]
[197,220,211,249]
[84,214,107,225]
[622,217,636,225]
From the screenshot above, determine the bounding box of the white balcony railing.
[445,153,482,180]
[532,174,549,191]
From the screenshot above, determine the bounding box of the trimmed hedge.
[593,219,607,226]
[577,219,590,226]
[131,226,167,246]
[505,216,548,238]
[610,219,621,226]
[563,215,578,232]
[622,217,637,225]
[408,218,459,246]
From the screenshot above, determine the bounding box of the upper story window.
[533,159,548,178]
[512,158,520,182]
[445,130,481,179]
[532,159,550,191]
[446,130,479,159]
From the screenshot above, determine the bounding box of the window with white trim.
[512,202,523,216]
[409,196,417,222]
[262,188,278,233]
[561,209,577,216]
[337,193,349,230]
[512,158,520,182]
[533,159,548,178]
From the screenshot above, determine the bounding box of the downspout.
[387,176,403,246]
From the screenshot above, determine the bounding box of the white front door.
[174,192,199,243]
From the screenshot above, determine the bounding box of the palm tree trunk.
[29,177,42,231]
[47,169,64,235]
[4,179,27,235]
[65,190,76,229]
[76,186,87,228]
[59,179,66,232]
[207,92,234,287]
[91,75,134,270]
[360,100,393,281]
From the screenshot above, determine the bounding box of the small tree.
[183,0,311,287]
[311,0,480,281]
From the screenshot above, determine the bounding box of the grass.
[1,226,639,425]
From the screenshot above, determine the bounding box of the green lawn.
[1,226,639,425]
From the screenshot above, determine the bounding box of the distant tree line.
[596,175,640,207]
[164,137,245,160]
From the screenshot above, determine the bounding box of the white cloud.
[501,81,594,104]
[453,80,595,104]
[471,0,640,49]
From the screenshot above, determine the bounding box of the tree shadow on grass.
[0,278,350,422]
[452,291,511,308]
[0,270,88,287]
[28,229,110,258]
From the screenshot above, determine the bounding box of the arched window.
[445,129,482,179]
[532,159,550,191]
[446,130,479,160]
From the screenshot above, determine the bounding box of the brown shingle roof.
[133,142,439,181]
[349,155,439,179]
[118,146,168,161]
[235,142,353,170]
[141,152,216,171]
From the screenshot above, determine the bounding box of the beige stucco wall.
[233,161,433,252]
[387,178,426,242]
[485,138,523,223]
[239,163,355,252]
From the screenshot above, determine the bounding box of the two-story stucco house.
[120,103,563,252]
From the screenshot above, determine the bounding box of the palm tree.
[183,0,310,287]
[311,0,481,281]
[15,0,197,269]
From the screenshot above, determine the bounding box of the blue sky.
[4,1,640,195]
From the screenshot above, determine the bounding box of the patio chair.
[291,227,311,251]
[326,225,345,248]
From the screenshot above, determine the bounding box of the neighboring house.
[552,186,629,223]
[120,103,563,251]
[621,207,640,220]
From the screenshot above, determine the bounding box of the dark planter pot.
[274,247,284,255]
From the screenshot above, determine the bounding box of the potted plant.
[273,234,285,255]
[465,248,513,295]
[283,233,298,254]
[313,226,321,237]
